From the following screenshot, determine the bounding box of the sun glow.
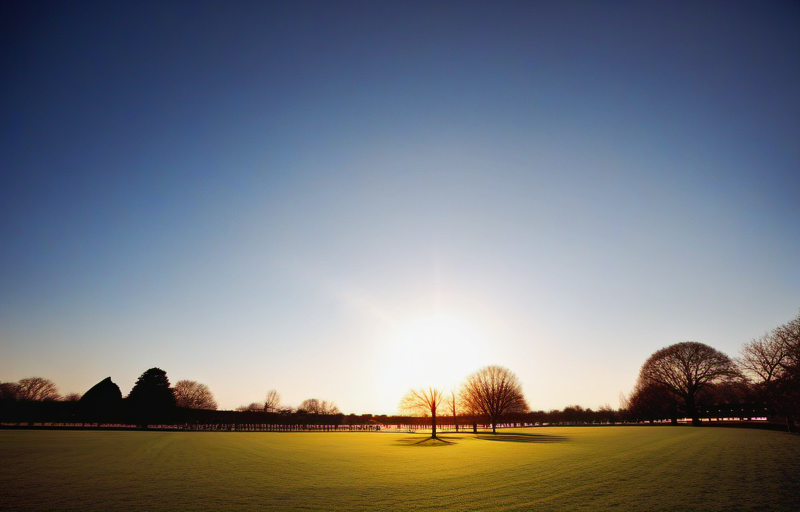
[375,313,491,411]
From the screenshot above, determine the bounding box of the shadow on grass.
[395,432,568,446]
[395,436,458,447]
[475,433,569,443]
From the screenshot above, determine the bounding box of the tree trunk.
[669,402,678,425]
[492,418,496,434]
[686,394,701,426]
[431,410,437,439]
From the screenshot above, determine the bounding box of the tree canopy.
[738,312,800,432]
[637,341,739,426]
[298,398,340,415]
[16,377,60,401]
[127,368,175,412]
[264,389,281,413]
[461,365,527,434]
[399,387,444,439]
[173,380,217,410]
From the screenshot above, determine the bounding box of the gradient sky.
[2,1,798,414]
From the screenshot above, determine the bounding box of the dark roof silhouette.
[80,377,122,405]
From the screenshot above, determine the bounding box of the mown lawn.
[1,426,798,511]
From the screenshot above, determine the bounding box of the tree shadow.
[394,433,568,446]
[395,436,458,447]
[474,433,569,443]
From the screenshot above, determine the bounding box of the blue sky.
[2,1,799,413]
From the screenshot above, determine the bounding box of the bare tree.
[297,398,318,414]
[173,380,218,410]
[739,313,800,432]
[625,379,678,424]
[739,333,789,384]
[596,404,618,424]
[64,392,82,402]
[0,382,20,401]
[236,402,263,412]
[461,365,527,434]
[445,390,461,432]
[637,341,739,426]
[776,314,800,431]
[399,387,445,439]
[264,389,281,413]
[463,399,481,433]
[16,377,61,401]
[298,398,340,414]
[774,313,800,380]
[320,400,340,414]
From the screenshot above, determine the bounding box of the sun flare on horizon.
[375,313,492,412]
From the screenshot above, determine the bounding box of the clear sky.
[2,1,798,414]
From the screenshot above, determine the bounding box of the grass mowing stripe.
[1,427,798,511]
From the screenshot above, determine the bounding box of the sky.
[1,1,799,415]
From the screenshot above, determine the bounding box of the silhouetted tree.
[637,342,739,426]
[694,379,753,421]
[16,377,61,401]
[697,378,751,405]
[127,368,175,425]
[461,365,527,434]
[596,404,619,424]
[236,402,264,412]
[461,396,482,433]
[128,368,174,405]
[325,401,341,414]
[739,333,788,384]
[296,399,314,414]
[625,380,678,424]
[64,392,82,402]
[399,387,444,439]
[445,389,462,432]
[264,389,281,413]
[79,377,123,423]
[739,312,800,431]
[298,398,340,415]
[0,382,20,402]
[775,313,800,430]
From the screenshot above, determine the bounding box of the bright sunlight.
[375,313,491,410]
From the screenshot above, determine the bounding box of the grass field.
[1,426,798,511]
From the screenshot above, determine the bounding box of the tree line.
[2,311,798,432]
[394,311,799,437]
[0,368,341,428]
[234,394,340,415]
[399,365,528,438]
[625,311,800,432]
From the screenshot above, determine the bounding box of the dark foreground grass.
[1,426,798,511]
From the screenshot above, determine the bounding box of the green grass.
[1,426,798,511]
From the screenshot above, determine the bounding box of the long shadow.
[395,433,568,446]
[474,433,569,443]
[394,436,458,447]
